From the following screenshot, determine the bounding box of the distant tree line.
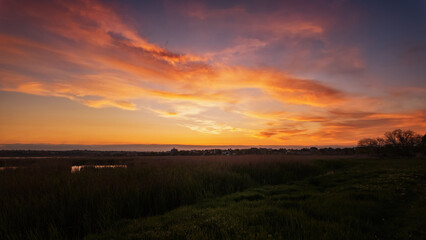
[357,129,426,156]
[2,130,424,158]
[0,147,356,157]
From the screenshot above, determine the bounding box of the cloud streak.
[0,0,424,145]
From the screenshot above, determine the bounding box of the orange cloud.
[246,108,425,145]
[83,99,137,110]
[255,128,306,139]
[1,0,348,113]
[179,120,240,135]
[0,0,424,145]
[6,0,200,65]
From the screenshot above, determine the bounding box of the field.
[1,155,425,239]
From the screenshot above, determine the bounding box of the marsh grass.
[2,156,423,240]
[0,155,326,240]
[87,157,426,240]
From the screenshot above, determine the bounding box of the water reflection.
[0,166,19,171]
[0,165,128,172]
[71,165,127,173]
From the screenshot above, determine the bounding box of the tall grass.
[86,157,426,240]
[0,155,327,240]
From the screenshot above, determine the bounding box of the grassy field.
[1,155,425,239]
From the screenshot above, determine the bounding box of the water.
[0,166,19,171]
[71,164,127,173]
[0,165,128,172]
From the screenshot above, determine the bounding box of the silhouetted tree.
[383,129,421,156]
[357,129,423,156]
[358,138,378,147]
[418,134,426,155]
[357,137,383,155]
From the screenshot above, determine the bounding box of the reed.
[0,155,327,240]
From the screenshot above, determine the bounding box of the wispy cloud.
[0,0,424,145]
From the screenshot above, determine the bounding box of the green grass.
[85,158,426,240]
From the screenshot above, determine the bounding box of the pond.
[70,164,127,173]
[0,165,128,172]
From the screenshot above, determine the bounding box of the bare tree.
[358,138,378,147]
[357,138,379,155]
[376,137,385,147]
[384,129,421,146]
[357,129,423,156]
[383,129,422,156]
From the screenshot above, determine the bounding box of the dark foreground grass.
[86,158,426,240]
[0,155,327,240]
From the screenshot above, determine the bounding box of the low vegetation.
[0,155,327,240]
[1,155,425,239]
[87,157,426,240]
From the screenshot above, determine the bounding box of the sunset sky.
[0,0,425,147]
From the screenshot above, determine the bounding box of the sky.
[0,0,425,147]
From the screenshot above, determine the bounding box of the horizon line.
[0,143,356,151]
